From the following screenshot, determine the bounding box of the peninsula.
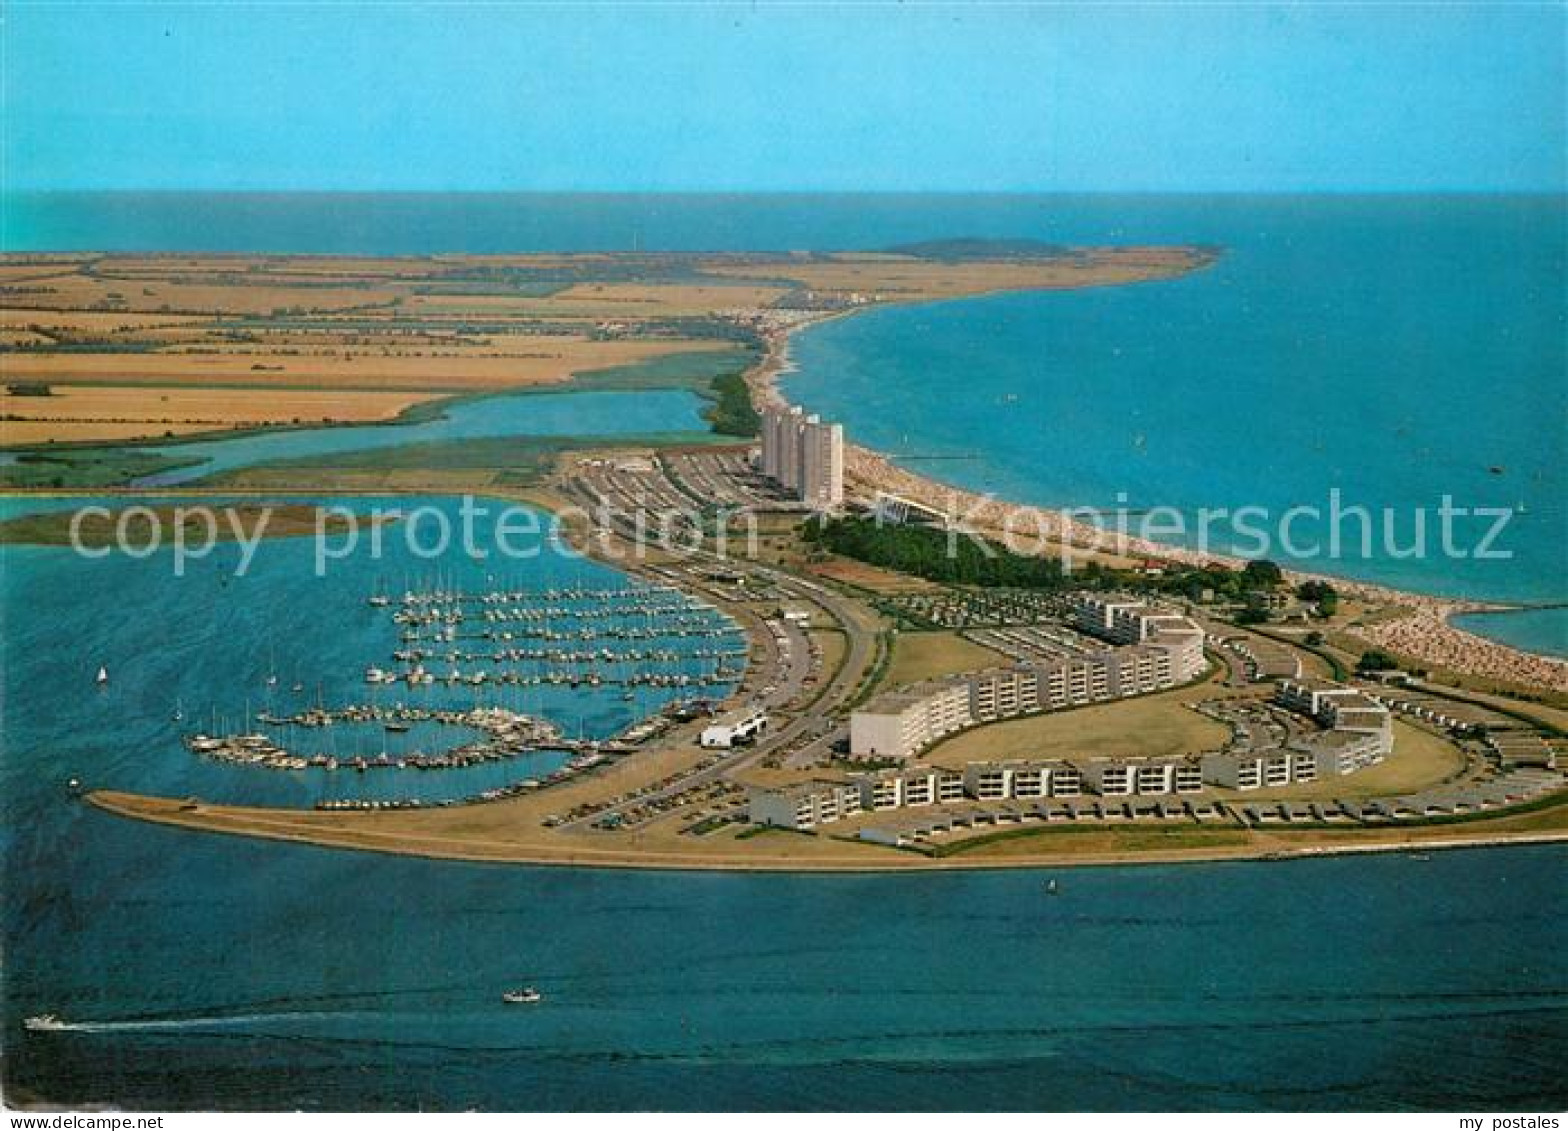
[5,244,1564,873]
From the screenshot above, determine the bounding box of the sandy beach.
[741,307,1568,694]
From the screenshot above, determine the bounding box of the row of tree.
[803,516,1088,589]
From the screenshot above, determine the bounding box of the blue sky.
[7,2,1564,192]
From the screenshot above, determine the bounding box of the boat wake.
[26,1010,365,1034]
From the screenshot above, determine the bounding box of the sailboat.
[1045,878,1059,896]
[96,665,109,686]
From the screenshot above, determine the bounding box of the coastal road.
[556,557,879,829]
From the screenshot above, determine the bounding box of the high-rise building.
[800,418,844,510]
[758,403,844,510]
[777,406,805,492]
[759,405,784,479]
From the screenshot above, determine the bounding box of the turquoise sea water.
[775,196,1567,657]
[3,194,1566,1109]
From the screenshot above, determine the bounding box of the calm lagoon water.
[133,387,713,486]
[3,194,1566,1109]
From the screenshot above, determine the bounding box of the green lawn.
[931,687,1231,765]
[883,631,1006,689]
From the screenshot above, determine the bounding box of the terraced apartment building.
[848,597,1209,762]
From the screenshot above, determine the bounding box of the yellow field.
[14,272,400,315]
[0,330,54,348]
[1,250,1210,447]
[545,282,791,315]
[1,338,736,392]
[1,308,209,333]
[704,247,1207,300]
[0,384,439,444]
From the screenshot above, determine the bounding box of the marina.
[6,0,1566,1110]
[186,705,565,772]
[142,571,750,810]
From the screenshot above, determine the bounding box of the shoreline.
[48,476,1568,872]
[81,789,1568,874]
[743,302,1568,691]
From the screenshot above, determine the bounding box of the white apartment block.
[858,767,965,810]
[963,760,1084,800]
[758,403,844,510]
[777,405,805,492]
[1073,595,1206,682]
[1201,749,1318,791]
[799,417,844,510]
[849,681,974,760]
[853,624,1207,762]
[760,406,785,480]
[1276,678,1393,756]
[748,780,864,830]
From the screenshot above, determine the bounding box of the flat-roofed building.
[1202,749,1317,791]
[1277,677,1358,719]
[1274,677,1393,767]
[1134,762,1175,795]
[700,706,769,749]
[964,763,1013,800]
[1307,730,1389,776]
[1172,760,1204,793]
[1010,764,1050,798]
[1074,595,1206,683]
[1082,760,1136,796]
[856,767,961,810]
[1107,645,1173,698]
[849,681,973,760]
[969,666,1042,721]
[960,760,1077,800]
[1051,763,1084,796]
[870,491,948,527]
[749,780,862,829]
[777,405,805,492]
[758,404,844,510]
[1075,596,1148,643]
[760,405,785,480]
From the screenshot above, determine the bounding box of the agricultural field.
[0,383,436,444]
[1,247,1211,447]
